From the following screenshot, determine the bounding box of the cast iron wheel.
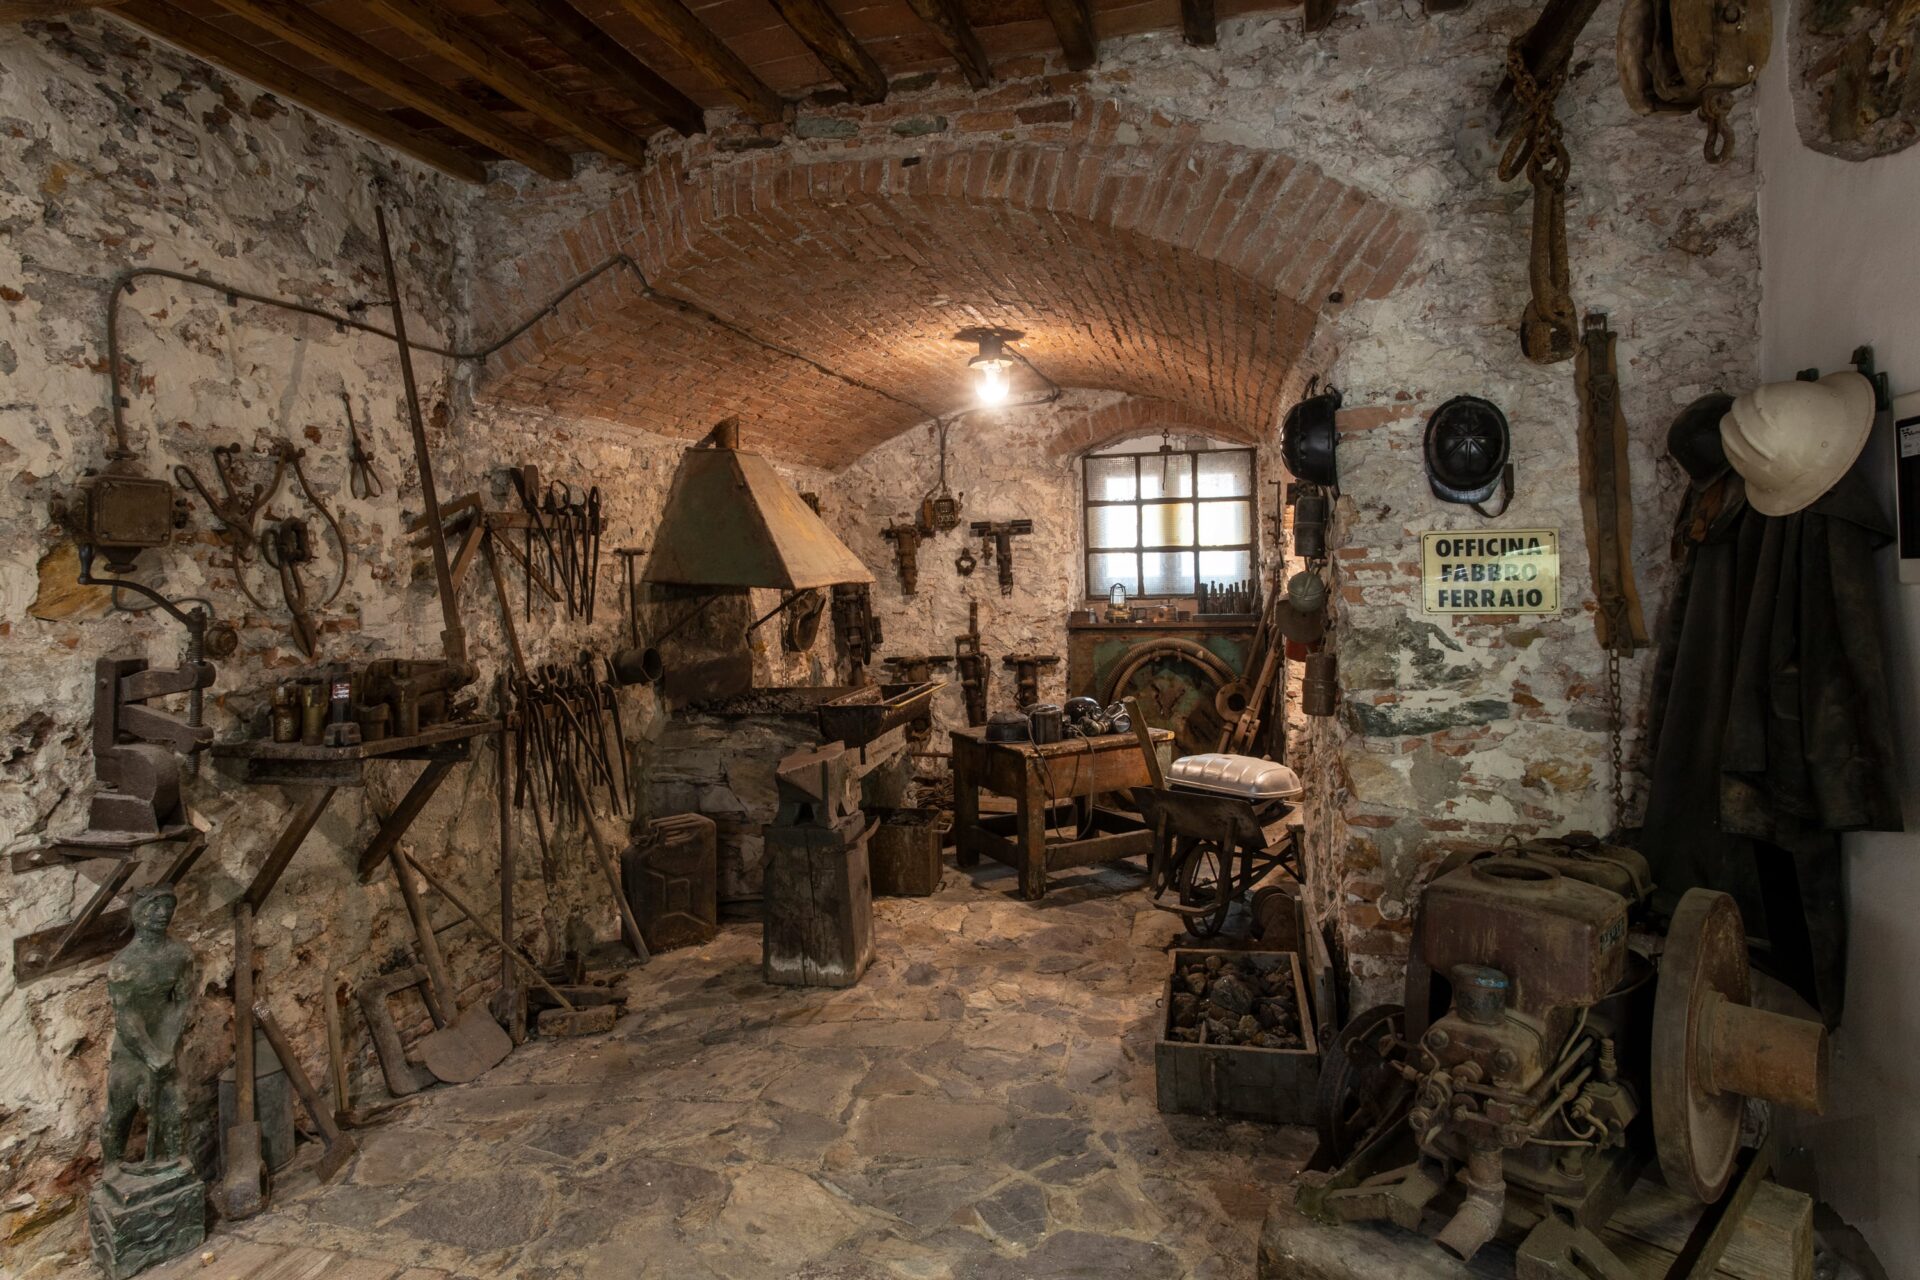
[1315,1003,1412,1166]
[1175,838,1231,937]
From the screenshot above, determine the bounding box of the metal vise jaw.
[89,656,215,837]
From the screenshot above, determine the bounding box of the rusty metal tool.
[253,1006,358,1181]
[375,202,467,667]
[354,966,435,1098]
[387,845,511,1084]
[396,850,616,1035]
[968,519,1034,596]
[343,393,381,500]
[220,901,267,1219]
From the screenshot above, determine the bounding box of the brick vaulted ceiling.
[478,103,1423,469]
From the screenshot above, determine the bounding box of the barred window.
[1083,441,1256,599]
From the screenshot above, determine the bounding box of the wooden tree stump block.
[762,812,874,988]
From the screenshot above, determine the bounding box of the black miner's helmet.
[1424,396,1510,505]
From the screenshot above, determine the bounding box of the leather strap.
[1575,313,1649,653]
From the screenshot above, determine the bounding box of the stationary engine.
[1303,841,1829,1278]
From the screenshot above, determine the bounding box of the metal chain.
[1500,39,1578,365]
[1607,645,1624,835]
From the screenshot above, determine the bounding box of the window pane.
[1197,451,1252,497]
[1086,456,1136,502]
[1090,553,1138,597]
[1139,454,1192,499]
[1143,551,1195,597]
[1198,550,1251,586]
[1089,505,1139,549]
[1198,500,1251,546]
[1141,502,1194,548]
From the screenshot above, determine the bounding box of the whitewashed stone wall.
[0,15,842,1251]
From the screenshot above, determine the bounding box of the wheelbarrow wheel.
[1175,839,1231,937]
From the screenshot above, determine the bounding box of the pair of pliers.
[345,394,382,499]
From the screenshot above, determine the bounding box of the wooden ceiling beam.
[764,0,887,103]
[1180,0,1216,46]
[1039,0,1096,70]
[493,0,705,136]
[203,0,572,179]
[113,0,489,182]
[360,0,649,167]
[0,0,123,19]
[900,0,990,89]
[606,0,785,122]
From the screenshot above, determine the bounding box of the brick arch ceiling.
[480,137,1422,471]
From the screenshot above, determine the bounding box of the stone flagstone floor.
[96,862,1317,1279]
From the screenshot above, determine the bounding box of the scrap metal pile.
[1167,954,1306,1050]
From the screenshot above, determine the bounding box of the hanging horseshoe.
[955,544,977,577]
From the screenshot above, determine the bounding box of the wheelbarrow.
[1132,753,1301,938]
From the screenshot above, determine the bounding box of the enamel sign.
[1420,530,1560,615]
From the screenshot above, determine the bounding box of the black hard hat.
[1424,396,1511,505]
[1281,381,1342,487]
[1666,392,1735,485]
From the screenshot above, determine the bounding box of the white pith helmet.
[1719,372,1876,516]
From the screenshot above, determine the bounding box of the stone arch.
[1045,396,1256,459]
[478,115,1422,470]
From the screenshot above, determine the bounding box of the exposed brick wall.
[469,76,1423,468]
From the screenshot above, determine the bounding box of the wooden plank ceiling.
[58,0,1299,182]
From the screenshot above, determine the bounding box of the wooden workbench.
[950,725,1173,900]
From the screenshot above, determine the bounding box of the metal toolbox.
[1156,948,1320,1124]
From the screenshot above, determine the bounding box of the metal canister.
[299,680,327,745]
[1302,652,1339,717]
[1027,703,1064,745]
[270,683,299,744]
[1293,489,1331,561]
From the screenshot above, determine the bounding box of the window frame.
[1081,444,1258,602]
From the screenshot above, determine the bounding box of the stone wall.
[0,0,1767,1251]
[826,390,1287,747]
[0,15,837,1248]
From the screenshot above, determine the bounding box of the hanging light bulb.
[969,333,1012,407]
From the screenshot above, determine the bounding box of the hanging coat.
[1640,460,1901,1024]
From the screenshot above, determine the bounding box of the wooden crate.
[1156,948,1320,1124]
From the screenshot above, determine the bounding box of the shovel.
[219,902,267,1219]
[389,847,511,1084]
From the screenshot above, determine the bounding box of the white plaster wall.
[1756,12,1920,1266]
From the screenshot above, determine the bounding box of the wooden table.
[951,726,1173,900]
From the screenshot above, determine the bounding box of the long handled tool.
[397,851,613,1036]
[253,1007,358,1181]
[220,902,266,1219]
[388,845,511,1083]
[375,202,467,668]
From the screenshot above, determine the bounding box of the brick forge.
[472,93,1423,471]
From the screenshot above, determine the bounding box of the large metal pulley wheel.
[1315,1003,1412,1166]
[1653,889,1748,1201]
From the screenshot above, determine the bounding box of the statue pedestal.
[87,1159,205,1280]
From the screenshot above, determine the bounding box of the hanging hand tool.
[174,443,283,564]
[968,519,1035,596]
[376,202,468,668]
[1501,38,1578,365]
[262,518,319,657]
[344,394,381,500]
[881,518,924,594]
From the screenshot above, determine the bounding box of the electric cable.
[104,255,1066,465]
